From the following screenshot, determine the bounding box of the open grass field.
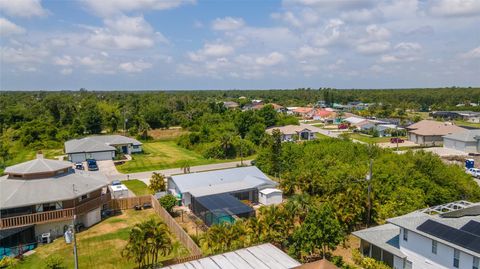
[148,128,189,140]
[116,140,251,173]
[17,209,188,269]
[123,180,151,196]
[454,120,480,128]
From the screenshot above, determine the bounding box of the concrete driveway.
[377,140,418,149]
[97,160,123,182]
[420,147,468,157]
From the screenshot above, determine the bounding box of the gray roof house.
[168,166,281,226]
[443,129,480,154]
[353,201,480,269]
[65,135,142,162]
[0,156,109,255]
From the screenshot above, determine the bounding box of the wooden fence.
[108,195,152,210]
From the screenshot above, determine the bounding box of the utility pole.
[72,184,79,269]
[365,159,373,228]
[396,125,399,151]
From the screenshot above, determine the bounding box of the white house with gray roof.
[65,135,142,162]
[353,201,480,269]
[443,129,480,154]
[168,166,280,207]
[0,156,109,255]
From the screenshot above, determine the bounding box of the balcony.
[0,195,111,229]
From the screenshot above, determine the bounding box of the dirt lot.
[333,235,360,265]
[173,207,207,237]
[377,140,418,149]
[148,127,188,140]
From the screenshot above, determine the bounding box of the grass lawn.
[116,140,252,174]
[123,180,151,196]
[454,120,480,128]
[17,209,189,269]
[315,133,331,140]
[349,133,404,144]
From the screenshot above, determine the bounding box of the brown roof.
[293,107,314,114]
[293,259,340,269]
[252,103,284,110]
[407,120,466,136]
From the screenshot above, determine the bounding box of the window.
[474,257,479,269]
[454,249,460,268]
[403,229,408,241]
[78,194,89,202]
[432,240,437,254]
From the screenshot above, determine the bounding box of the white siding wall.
[259,192,282,205]
[35,219,72,239]
[393,256,405,269]
[444,139,479,153]
[131,145,142,153]
[400,228,479,269]
[80,207,101,227]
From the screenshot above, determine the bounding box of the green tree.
[258,104,278,127]
[289,202,345,261]
[159,194,177,214]
[149,172,166,193]
[82,104,102,134]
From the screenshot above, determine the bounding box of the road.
[308,124,367,144]
[98,159,253,185]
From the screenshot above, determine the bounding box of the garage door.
[90,151,115,161]
[70,153,86,163]
[444,139,455,150]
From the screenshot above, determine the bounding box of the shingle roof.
[406,120,466,136]
[65,135,141,154]
[5,158,72,175]
[0,170,108,209]
[344,117,366,124]
[160,243,300,269]
[443,129,480,142]
[265,124,321,135]
[170,166,278,197]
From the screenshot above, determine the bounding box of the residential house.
[223,101,239,109]
[0,156,109,256]
[293,107,314,118]
[431,111,480,123]
[406,120,466,146]
[249,103,285,113]
[353,201,480,269]
[344,116,366,125]
[168,166,280,226]
[160,243,301,269]
[65,135,142,162]
[443,129,480,154]
[265,124,322,141]
[309,109,334,121]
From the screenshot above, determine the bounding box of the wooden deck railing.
[0,195,111,229]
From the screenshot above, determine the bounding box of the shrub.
[44,255,66,269]
[159,194,177,214]
[0,256,18,268]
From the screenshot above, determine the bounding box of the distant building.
[431,111,480,123]
[265,124,322,142]
[406,120,466,146]
[443,129,480,154]
[0,156,109,256]
[65,135,142,162]
[353,201,480,269]
[223,101,239,109]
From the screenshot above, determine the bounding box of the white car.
[466,168,480,178]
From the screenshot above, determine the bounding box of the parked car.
[75,162,84,170]
[467,168,480,178]
[390,137,404,143]
[86,159,98,171]
[338,123,349,129]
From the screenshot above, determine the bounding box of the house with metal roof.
[406,120,466,146]
[168,166,280,207]
[443,129,480,154]
[65,135,142,162]
[160,243,300,269]
[353,201,480,269]
[0,155,110,257]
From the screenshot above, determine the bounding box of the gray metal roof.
[352,223,406,258]
[443,129,480,142]
[161,243,300,269]
[0,170,108,209]
[5,158,72,175]
[65,135,142,154]
[170,166,278,197]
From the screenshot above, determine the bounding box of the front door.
[122,146,128,154]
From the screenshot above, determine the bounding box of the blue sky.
[0,0,479,90]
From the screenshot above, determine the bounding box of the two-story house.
[353,201,480,269]
[0,156,109,257]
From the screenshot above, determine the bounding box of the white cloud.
[357,41,390,55]
[0,44,49,64]
[53,55,73,66]
[395,42,422,51]
[85,15,167,50]
[283,0,375,10]
[188,43,235,61]
[255,52,286,66]
[84,0,195,17]
[0,0,48,17]
[309,19,345,47]
[461,46,480,58]
[77,56,104,67]
[430,0,480,17]
[379,42,422,63]
[293,45,328,59]
[212,17,245,31]
[119,60,152,73]
[0,17,25,36]
[340,8,378,22]
[365,24,390,40]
